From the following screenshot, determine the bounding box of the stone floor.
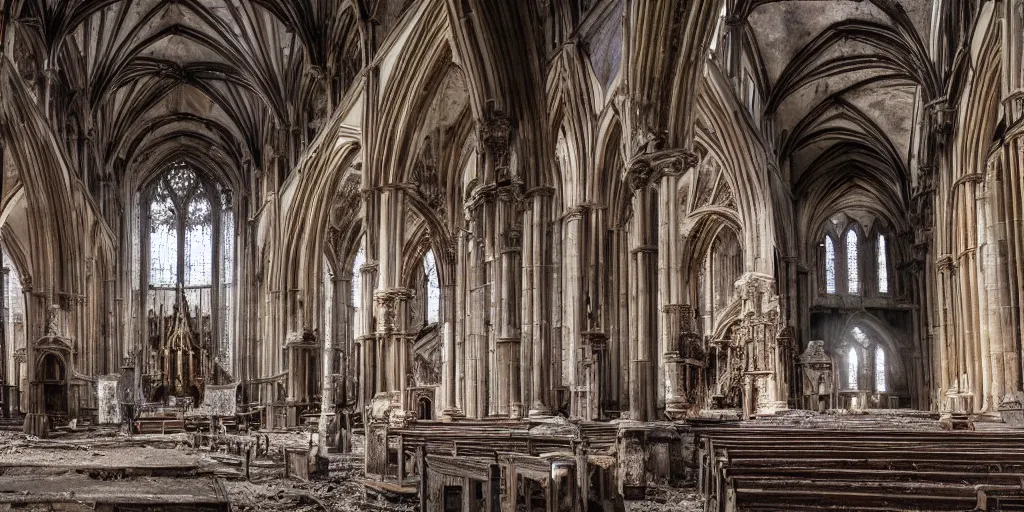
[0,428,385,512]
[6,410,997,511]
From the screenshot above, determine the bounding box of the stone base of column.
[440,407,465,422]
[756,401,789,416]
[528,407,553,418]
[23,413,48,438]
[664,399,691,421]
[997,392,1023,427]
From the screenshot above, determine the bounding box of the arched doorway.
[417,396,433,421]
[38,353,67,421]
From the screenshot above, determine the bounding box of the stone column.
[495,185,523,418]
[935,256,956,410]
[463,202,488,418]
[627,161,657,421]
[374,287,412,417]
[441,282,461,418]
[357,260,378,412]
[525,189,553,416]
[564,205,587,418]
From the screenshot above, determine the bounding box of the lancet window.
[424,249,440,324]
[846,229,859,295]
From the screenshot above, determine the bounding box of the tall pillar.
[936,256,956,411]
[441,281,461,418]
[564,205,587,419]
[357,260,378,413]
[463,202,488,418]
[374,287,413,419]
[525,189,553,416]
[494,185,523,418]
[626,161,657,422]
[654,151,698,415]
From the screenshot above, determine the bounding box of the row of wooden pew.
[693,422,1024,511]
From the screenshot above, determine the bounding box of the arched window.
[846,229,859,295]
[847,347,859,390]
[424,250,440,324]
[824,236,836,294]
[147,162,213,287]
[138,161,235,395]
[875,346,887,392]
[877,234,888,294]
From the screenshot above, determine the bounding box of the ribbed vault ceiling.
[8,0,366,189]
[740,0,941,229]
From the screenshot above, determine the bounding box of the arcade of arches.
[0,0,1023,510]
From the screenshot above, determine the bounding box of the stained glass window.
[846,229,859,295]
[877,234,888,294]
[824,236,836,294]
[425,249,440,324]
[875,346,886,392]
[847,347,859,390]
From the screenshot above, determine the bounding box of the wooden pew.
[692,426,1024,512]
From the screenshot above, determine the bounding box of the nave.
[0,0,1023,510]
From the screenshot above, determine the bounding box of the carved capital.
[564,204,588,221]
[374,287,413,335]
[626,160,654,191]
[360,261,379,274]
[479,113,515,180]
[627,148,699,191]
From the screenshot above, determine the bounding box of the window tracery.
[147,162,213,287]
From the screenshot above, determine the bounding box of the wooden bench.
[693,426,1024,511]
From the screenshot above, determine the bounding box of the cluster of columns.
[351,120,793,424]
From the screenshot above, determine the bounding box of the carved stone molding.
[374,287,413,335]
[360,261,379,274]
[479,113,514,180]
[626,148,700,192]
